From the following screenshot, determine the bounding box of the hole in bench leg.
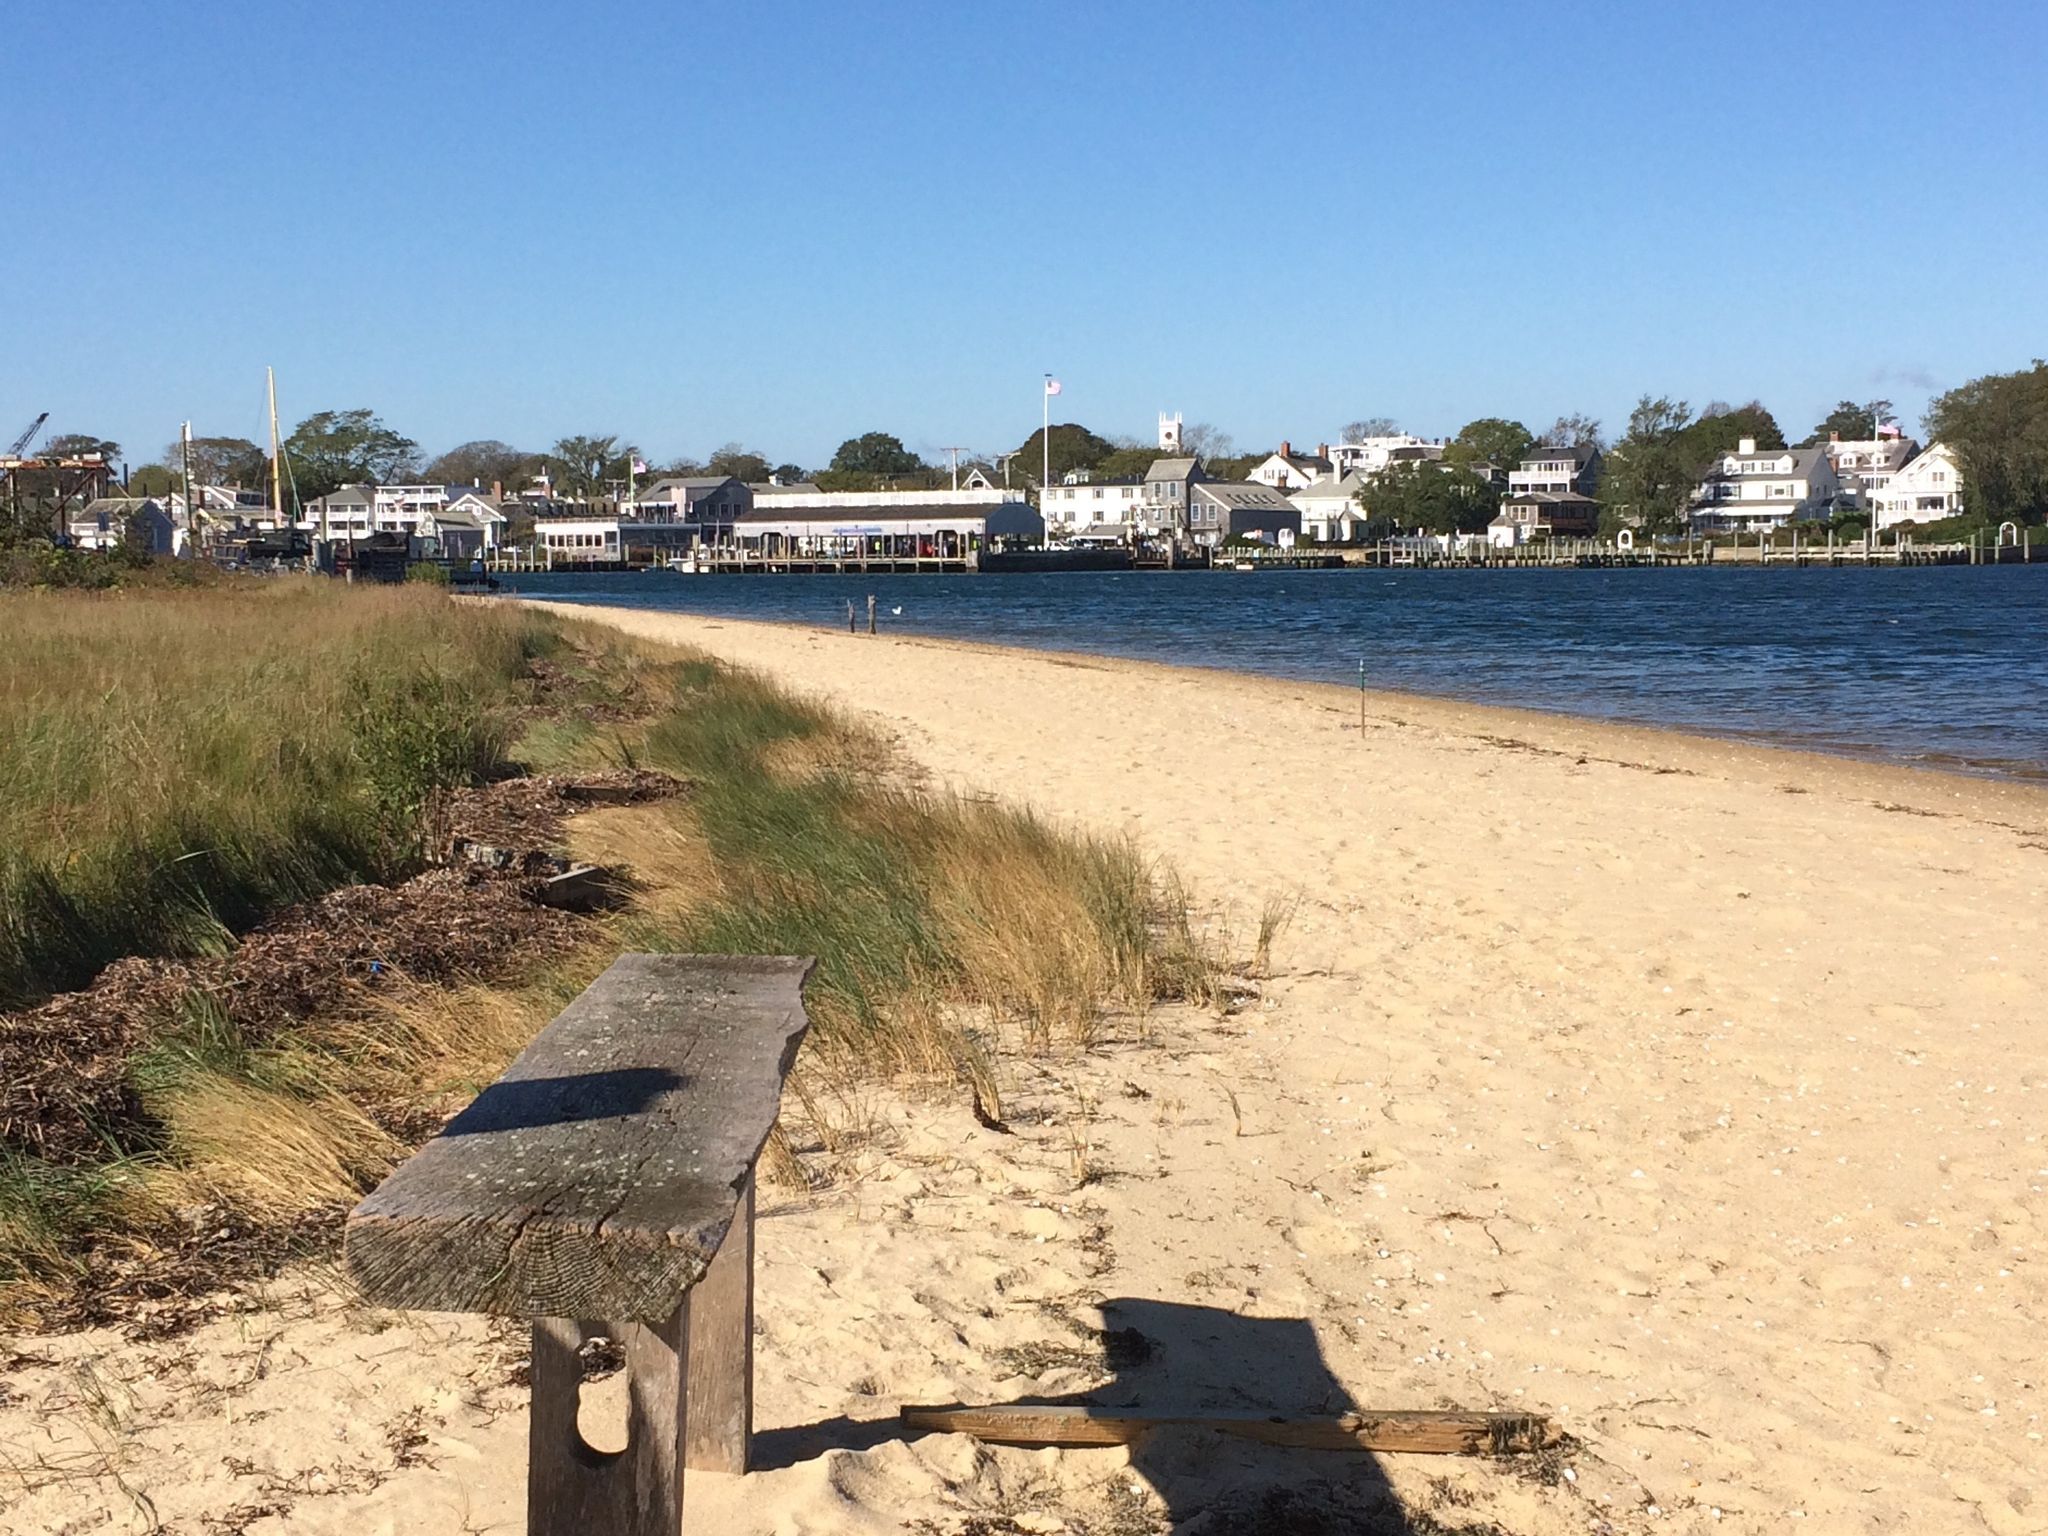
[576,1334,631,1455]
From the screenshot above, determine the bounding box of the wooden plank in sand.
[902,1404,1559,1455]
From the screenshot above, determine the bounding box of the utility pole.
[938,447,970,492]
[179,421,195,554]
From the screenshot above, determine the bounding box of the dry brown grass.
[149,1074,400,1217]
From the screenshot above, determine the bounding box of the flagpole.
[1042,373,1051,504]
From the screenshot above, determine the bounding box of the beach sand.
[5,602,2043,1536]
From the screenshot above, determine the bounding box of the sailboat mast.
[266,367,284,528]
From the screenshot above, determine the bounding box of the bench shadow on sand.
[752,1296,1491,1533]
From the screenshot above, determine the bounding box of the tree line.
[36,359,2048,533]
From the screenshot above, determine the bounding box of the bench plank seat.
[345,953,813,1322]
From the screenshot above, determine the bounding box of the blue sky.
[5,0,2045,471]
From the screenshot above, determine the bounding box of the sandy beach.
[6,601,2043,1536]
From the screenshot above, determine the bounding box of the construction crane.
[6,412,48,458]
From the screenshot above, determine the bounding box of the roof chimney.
[1316,442,1328,458]
[1829,431,1840,444]
[1279,440,1292,458]
[1738,437,1757,455]
[491,480,503,500]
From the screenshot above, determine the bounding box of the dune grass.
[0,598,1223,1326]
[0,580,545,1009]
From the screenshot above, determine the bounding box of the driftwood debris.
[900,1404,1559,1456]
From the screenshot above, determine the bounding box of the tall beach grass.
[0,581,541,1007]
[0,597,1224,1324]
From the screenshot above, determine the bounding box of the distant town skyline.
[7,0,2043,472]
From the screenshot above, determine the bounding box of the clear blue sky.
[6,0,2045,472]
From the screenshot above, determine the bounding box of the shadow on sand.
[753,1296,1521,1534]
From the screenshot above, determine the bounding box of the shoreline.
[519,599,2048,821]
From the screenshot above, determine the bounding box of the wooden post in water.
[846,601,856,633]
[867,594,876,635]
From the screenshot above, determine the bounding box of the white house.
[298,482,508,547]
[1870,442,1964,530]
[1042,478,1146,537]
[1249,441,1334,492]
[1327,434,1444,477]
[441,490,509,549]
[1289,470,1373,542]
[1824,432,1918,512]
[1689,439,1839,531]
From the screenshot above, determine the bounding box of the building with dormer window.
[1688,439,1838,531]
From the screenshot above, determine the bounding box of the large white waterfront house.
[299,483,508,549]
[1823,432,1917,512]
[1869,442,1965,530]
[1688,439,1839,531]
[1327,434,1444,477]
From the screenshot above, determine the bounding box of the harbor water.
[517,566,2048,781]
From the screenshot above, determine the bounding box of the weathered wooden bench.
[344,953,814,1534]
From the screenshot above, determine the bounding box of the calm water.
[516,566,2048,780]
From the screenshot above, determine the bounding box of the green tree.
[1447,417,1533,471]
[548,434,641,499]
[284,410,421,501]
[1926,360,2048,525]
[422,439,535,491]
[1361,461,1498,534]
[41,432,121,460]
[769,462,807,483]
[1091,445,1158,480]
[1009,423,1115,487]
[129,464,179,496]
[1544,412,1604,450]
[706,443,773,483]
[1798,399,1896,447]
[1598,395,1697,536]
[830,432,925,478]
[1675,400,1785,463]
[165,435,266,487]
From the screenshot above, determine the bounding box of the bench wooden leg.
[530,1304,689,1535]
[686,1169,755,1474]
